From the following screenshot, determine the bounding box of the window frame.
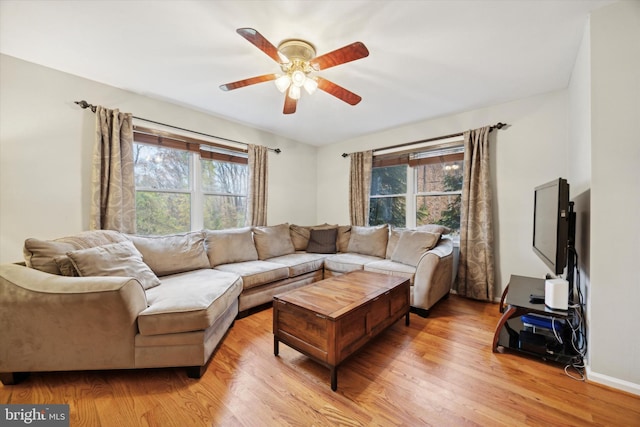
[133,126,249,234]
[368,140,464,233]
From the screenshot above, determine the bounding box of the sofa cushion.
[215,260,289,290]
[138,269,242,336]
[289,223,338,251]
[67,241,161,290]
[253,224,295,260]
[266,253,327,277]
[391,230,440,267]
[204,227,258,267]
[23,230,128,275]
[364,259,417,285]
[346,224,389,258]
[417,224,451,235]
[128,231,210,276]
[323,253,384,274]
[306,228,338,254]
[336,225,352,253]
[289,224,311,251]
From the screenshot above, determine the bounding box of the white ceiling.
[0,0,613,146]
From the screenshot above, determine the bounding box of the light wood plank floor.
[1,295,639,426]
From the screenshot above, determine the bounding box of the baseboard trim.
[586,366,640,396]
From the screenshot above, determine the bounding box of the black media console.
[492,275,579,365]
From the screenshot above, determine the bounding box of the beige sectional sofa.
[0,223,453,385]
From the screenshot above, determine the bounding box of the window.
[369,144,464,235]
[413,147,464,235]
[201,157,248,230]
[369,165,407,227]
[133,130,248,235]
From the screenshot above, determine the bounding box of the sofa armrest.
[412,238,454,310]
[0,263,147,373]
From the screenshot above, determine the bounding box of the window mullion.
[191,153,203,231]
[407,166,416,228]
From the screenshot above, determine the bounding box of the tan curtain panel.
[349,150,373,226]
[89,106,135,233]
[248,144,268,226]
[457,126,495,301]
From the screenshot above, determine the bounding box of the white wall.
[0,55,318,263]
[588,0,640,394]
[317,90,569,295]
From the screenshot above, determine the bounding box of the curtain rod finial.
[342,153,349,158]
[274,148,281,154]
[75,100,96,112]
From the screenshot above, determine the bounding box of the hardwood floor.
[1,295,638,426]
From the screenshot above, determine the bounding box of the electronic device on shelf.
[532,177,576,304]
[529,294,545,304]
[521,313,566,332]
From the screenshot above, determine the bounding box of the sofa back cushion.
[336,226,352,253]
[23,230,128,276]
[127,231,210,276]
[346,224,389,258]
[253,223,295,260]
[391,230,441,267]
[67,240,161,290]
[205,227,258,267]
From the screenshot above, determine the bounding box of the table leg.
[405,311,410,326]
[330,366,338,391]
[493,305,517,352]
[274,336,279,356]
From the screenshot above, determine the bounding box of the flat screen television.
[532,178,571,276]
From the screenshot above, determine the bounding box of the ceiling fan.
[219,28,369,114]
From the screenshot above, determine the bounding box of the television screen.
[532,178,570,275]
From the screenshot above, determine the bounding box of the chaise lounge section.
[0,223,453,384]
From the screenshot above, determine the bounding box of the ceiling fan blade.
[283,89,297,114]
[236,28,284,64]
[316,77,362,105]
[219,74,277,91]
[310,42,369,70]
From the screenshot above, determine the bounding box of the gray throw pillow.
[306,228,338,254]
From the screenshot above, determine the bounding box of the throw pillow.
[67,241,161,290]
[204,227,259,267]
[346,224,389,258]
[253,223,296,260]
[289,223,338,251]
[306,228,338,254]
[23,230,128,275]
[128,231,210,276]
[391,230,441,267]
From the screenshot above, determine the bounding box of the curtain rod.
[341,122,508,157]
[75,100,281,154]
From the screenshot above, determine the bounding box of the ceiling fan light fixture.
[291,70,306,87]
[275,74,291,93]
[289,85,301,100]
[303,77,318,95]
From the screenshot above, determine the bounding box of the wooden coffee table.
[272,270,410,391]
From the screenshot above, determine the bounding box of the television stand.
[493,275,577,364]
